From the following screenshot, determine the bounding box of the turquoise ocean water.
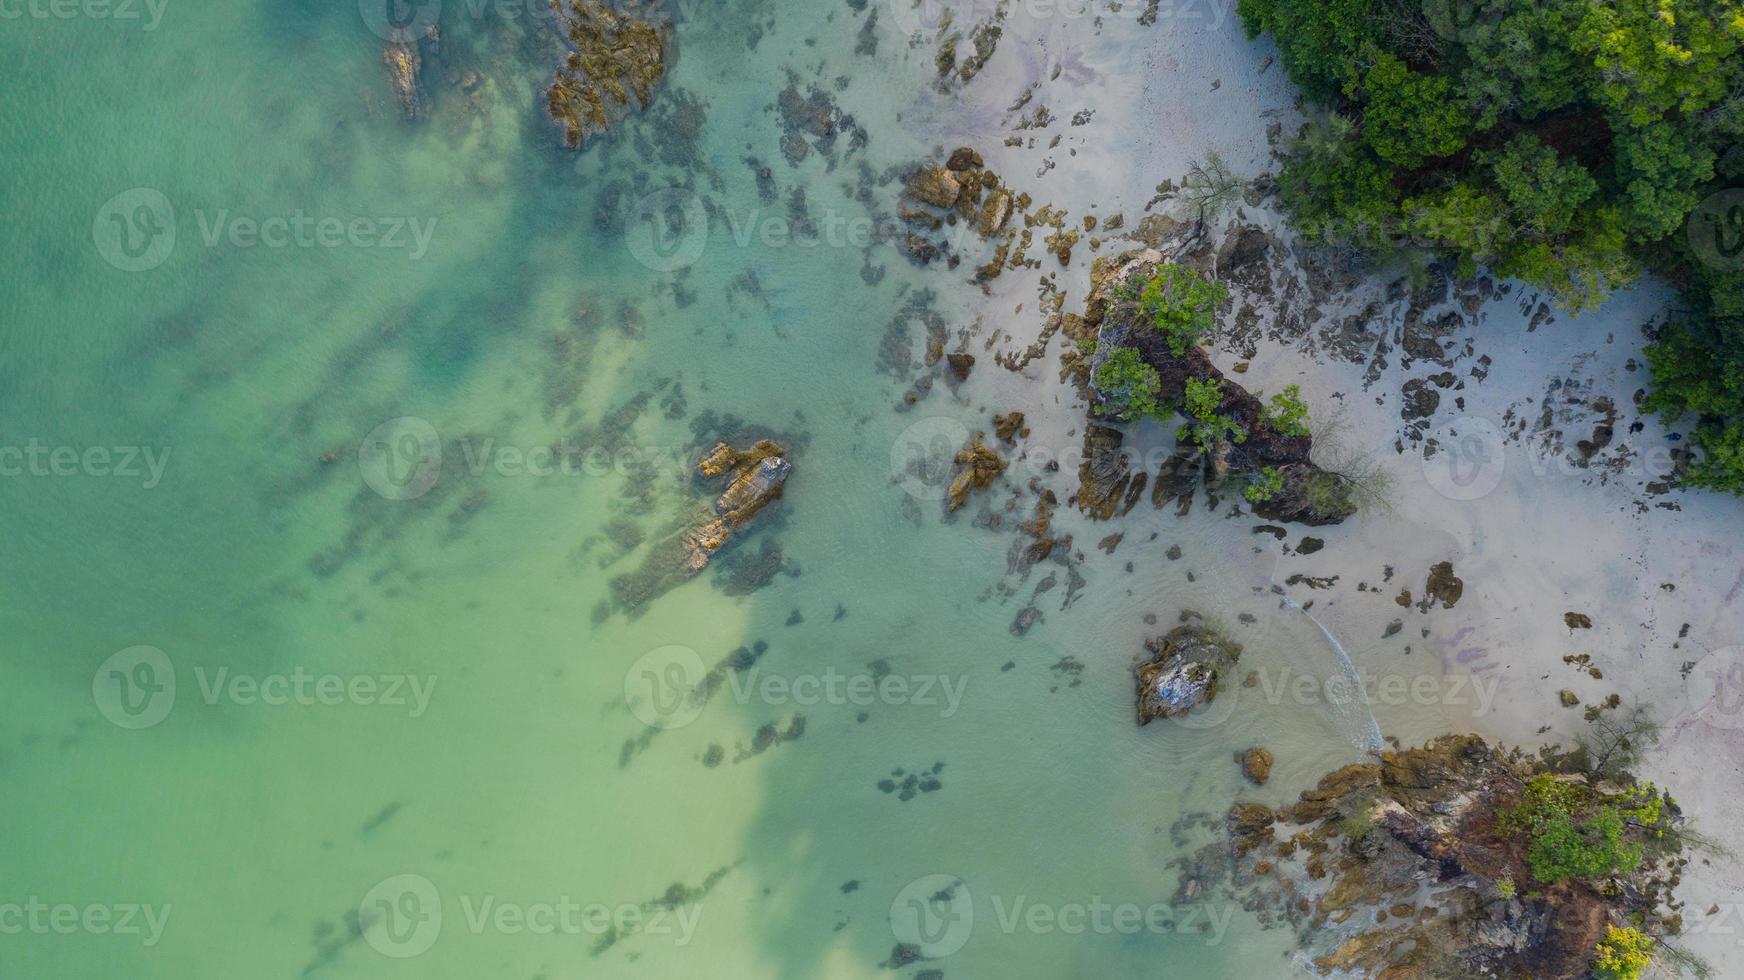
[0,3,1472,976]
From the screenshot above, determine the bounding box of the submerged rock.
[1239,747,1273,785]
[611,439,790,612]
[382,42,425,119]
[546,0,672,149]
[1424,560,1463,608]
[683,440,790,571]
[906,165,961,209]
[1135,624,1242,724]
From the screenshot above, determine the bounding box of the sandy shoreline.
[896,2,1744,971]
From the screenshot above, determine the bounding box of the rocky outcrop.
[895,148,1025,272]
[1074,424,1146,520]
[546,0,671,149]
[906,166,961,209]
[1075,250,1357,526]
[1134,624,1242,724]
[383,42,425,119]
[946,434,1005,512]
[1204,733,1692,979]
[682,440,790,571]
[611,440,790,612]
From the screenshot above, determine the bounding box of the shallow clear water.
[0,4,1462,977]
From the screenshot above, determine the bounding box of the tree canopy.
[1240,0,1744,489]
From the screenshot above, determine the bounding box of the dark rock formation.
[610,440,790,612]
[383,42,425,119]
[682,440,790,571]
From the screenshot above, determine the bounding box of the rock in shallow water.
[1134,624,1242,724]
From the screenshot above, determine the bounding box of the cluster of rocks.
[895,148,1023,273]
[1207,734,1691,978]
[946,433,1006,512]
[546,0,672,149]
[382,31,432,120]
[680,440,791,571]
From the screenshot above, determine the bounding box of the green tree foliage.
[1138,264,1229,356]
[1355,52,1473,167]
[1262,384,1312,436]
[1093,346,1167,419]
[1243,466,1285,502]
[1240,0,1744,490]
[1503,773,1647,884]
[1592,925,1654,980]
[1180,377,1246,450]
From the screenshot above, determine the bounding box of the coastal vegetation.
[1236,0,1744,491]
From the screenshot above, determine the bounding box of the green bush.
[1180,377,1245,450]
[1263,384,1311,436]
[1094,346,1166,419]
[1592,925,1654,980]
[1244,466,1285,503]
[1528,806,1643,884]
[1505,774,1645,884]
